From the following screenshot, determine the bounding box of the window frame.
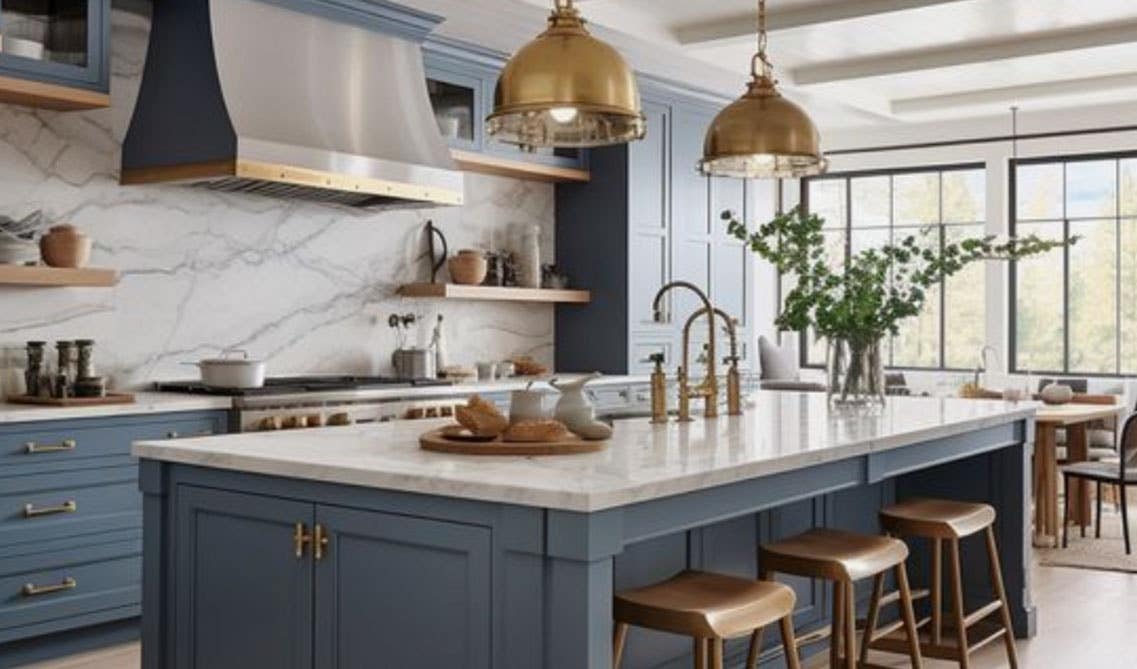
[799,161,987,371]
[1009,150,1135,377]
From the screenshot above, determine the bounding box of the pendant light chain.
[753,0,774,80]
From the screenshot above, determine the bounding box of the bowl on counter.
[0,230,37,264]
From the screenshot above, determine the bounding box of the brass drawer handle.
[22,577,77,597]
[24,500,78,518]
[24,439,76,454]
[314,524,329,561]
[166,430,213,439]
[293,522,312,558]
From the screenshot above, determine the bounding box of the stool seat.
[614,570,796,639]
[760,528,908,581]
[880,498,995,539]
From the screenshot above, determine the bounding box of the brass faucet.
[682,307,742,416]
[651,281,718,421]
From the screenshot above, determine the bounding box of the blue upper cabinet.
[0,0,109,109]
[422,37,589,180]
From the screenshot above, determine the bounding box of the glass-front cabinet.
[0,0,108,107]
[423,38,587,173]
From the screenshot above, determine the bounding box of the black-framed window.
[1011,152,1137,376]
[801,164,987,370]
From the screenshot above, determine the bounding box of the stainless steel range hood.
[121,0,464,208]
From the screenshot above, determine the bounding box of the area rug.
[1037,510,1137,574]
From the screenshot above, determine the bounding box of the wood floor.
[22,564,1137,668]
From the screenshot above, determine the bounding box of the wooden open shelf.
[451,150,590,184]
[0,75,110,111]
[0,265,118,287]
[398,283,590,304]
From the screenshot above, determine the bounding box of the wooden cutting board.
[419,427,608,456]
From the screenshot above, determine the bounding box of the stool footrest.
[869,618,1009,661]
[963,599,1004,628]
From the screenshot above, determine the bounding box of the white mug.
[476,361,497,381]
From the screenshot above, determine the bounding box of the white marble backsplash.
[0,10,554,389]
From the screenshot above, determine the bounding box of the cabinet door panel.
[714,241,749,327]
[174,487,313,669]
[672,106,713,236]
[629,101,669,230]
[672,239,711,321]
[629,232,669,327]
[314,505,491,669]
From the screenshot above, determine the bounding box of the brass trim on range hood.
[120,0,463,209]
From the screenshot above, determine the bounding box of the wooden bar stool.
[872,498,1019,669]
[613,570,801,669]
[759,528,923,669]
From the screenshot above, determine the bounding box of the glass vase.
[826,336,885,405]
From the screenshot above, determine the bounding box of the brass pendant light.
[486,0,646,149]
[699,0,827,178]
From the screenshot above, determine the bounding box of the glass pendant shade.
[699,0,827,179]
[486,0,646,148]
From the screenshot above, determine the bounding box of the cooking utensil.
[184,350,266,388]
[426,220,448,283]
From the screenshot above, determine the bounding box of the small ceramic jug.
[39,224,91,268]
[550,372,614,440]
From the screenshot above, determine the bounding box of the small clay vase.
[448,249,488,285]
[40,225,91,268]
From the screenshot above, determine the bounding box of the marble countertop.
[0,391,233,424]
[133,392,1038,512]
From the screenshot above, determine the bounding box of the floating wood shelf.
[451,150,590,184]
[398,283,590,304]
[0,75,110,111]
[0,265,118,287]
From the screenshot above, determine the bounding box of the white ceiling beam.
[793,20,1137,86]
[892,72,1137,115]
[675,0,968,48]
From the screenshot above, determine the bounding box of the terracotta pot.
[39,224,91,268]
[447,249,487,285]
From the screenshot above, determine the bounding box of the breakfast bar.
[132,393,1037,669]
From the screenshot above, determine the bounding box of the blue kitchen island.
[133,392,1037,669]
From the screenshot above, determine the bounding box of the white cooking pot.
[186,350,266,388]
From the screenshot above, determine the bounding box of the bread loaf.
[503,419,570,443]
[455,394,508,437]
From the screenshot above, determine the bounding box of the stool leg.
[694,638,708,669]
[830,581,844,669]
[613,623,628,669]
[843,580,857,669]
[1096,481,1103,539]
[985,526,1020,669]
[948,538,970,668]
[931,538,942,647]
[745,625,765,669]
[1062,474,1070,548]
[895,562,924,669]
[780,614,802,669]
[860,573,884,666]
[1122,483,1132,556]
[710,638,724,669]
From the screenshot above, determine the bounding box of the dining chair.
[1061,411,1137,554]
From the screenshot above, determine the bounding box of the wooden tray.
[6,392,136,407]
[419,427,607,456]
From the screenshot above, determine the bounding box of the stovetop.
[155,375,450,397]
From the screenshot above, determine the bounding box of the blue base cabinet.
[0,410,228,667]
[169,485,492,669]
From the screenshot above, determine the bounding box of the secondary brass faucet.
[651,281,718,421]
[683,307,742,416]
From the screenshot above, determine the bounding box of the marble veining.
[0,10,554,389]
[133,393,1039,512]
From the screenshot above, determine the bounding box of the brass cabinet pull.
[22,577,77,597]
[23,500,78,518]
[314,524,329,561]
[24,439,76,454]
[293,522,312,558]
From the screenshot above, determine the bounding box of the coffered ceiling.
[416,0,1137,132]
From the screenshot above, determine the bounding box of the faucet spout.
[652,281,719,420]
[683,307,742,415]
